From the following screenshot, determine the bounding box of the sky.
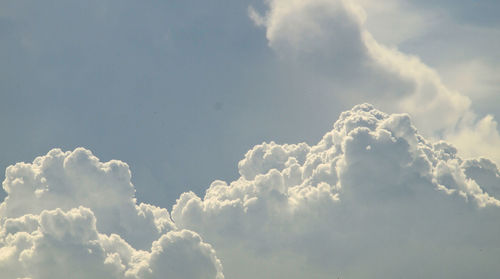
[1,0,500,278]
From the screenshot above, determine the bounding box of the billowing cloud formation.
[249,0,500,163]
[0,149,223,279]
[1,104,500,279]
[1,148,173,250]
[172,104,500,278]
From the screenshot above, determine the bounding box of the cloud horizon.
[2,104,499,278]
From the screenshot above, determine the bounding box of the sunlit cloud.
[2,105,499,278]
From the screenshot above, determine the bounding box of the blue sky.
[1,1,500,278]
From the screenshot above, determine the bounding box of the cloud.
[0,148,178,250]
[172,104,500,278]
[0,207,124,279]
[1,104,500,278]
[0,149,223,279]
[0,207,223,279]
[248,0,500,163]
[1,1,499,278]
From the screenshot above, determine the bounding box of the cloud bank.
[0,148,223,279]
[172,103,500,278]
[2,104,500,278]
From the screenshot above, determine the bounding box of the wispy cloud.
[249,0,500,163]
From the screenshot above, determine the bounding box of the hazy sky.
[1,1,500,278]
[1,0,499,207]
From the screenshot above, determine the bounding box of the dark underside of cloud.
[1,104,499,279]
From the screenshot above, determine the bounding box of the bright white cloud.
[0,148,174,250]
[172,104,500,278]
[1,105,500,278]
[0,207,223,279]
[0,207,124,279]
[0,149,224,279]
[248,0,500,163]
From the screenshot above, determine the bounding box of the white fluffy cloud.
[0,149,223,279]
[0,207,223,279]
[1,148,174,249]
[249,0,500,163]
[172,104,500,278]
[2,1,499,278]
[1,104,500,278]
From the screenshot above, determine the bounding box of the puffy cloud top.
[0,149,224,279]
[0,207,223,279]
[1,104,500,279]
[1,148,174,249]
[172,103,500,278]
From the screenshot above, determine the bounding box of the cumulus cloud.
[248,0,500,163]
[0,148,175,250]
[172,104,500,279]
[1,104,500,278]
[0,149,223,279]
[2,1,499,277]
